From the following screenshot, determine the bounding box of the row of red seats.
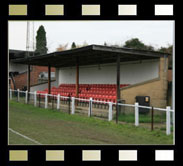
[37,84,129,102]
[49,90,116,96]
[58,84,129,88]
[36,92,117,103]
[56,87,127,92]
[59,84,128,90]
[81,91,116,96]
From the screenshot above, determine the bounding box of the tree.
[104,42,107,46]
[158,45,172,54]
[56,43,68,51]
[123,38,154,51]
[158,45,173,69]
[73,41,88,48]
[71,42,76,49]
[35,25,48,55]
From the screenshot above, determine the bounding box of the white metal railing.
[9,89,174,135]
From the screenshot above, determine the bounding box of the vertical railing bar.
[45,94,48,109]
[71,97,75,114]
[151,106,154,131]
[34,91,37,107]
[39,94,41,108]
[68,96,71,114]
[166,106,171,135]
[17,89,20,102]
[135,102,139,126]
[108,102,113,121]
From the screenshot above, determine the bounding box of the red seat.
[40,84,130,104]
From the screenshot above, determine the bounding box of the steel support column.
[76,58,79,105]
[27,65,31,101]
[76,62,79,98]
[48,65,51,95]
[116,55,121,123]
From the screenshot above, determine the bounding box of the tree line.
[34,25,172,68]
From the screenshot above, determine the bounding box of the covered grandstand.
[12,44,169,108]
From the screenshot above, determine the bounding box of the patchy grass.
[9,101,173,145]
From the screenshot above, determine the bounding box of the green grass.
[118,113,166,123]
[9,101,173,145]
[9,130,35,144]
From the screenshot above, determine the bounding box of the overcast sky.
[9,21,174,53]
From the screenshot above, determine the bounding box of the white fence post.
[135,102,139,126]
[173,110,175,135]
[88,97,93,117]
[45,94,48,109]
[166,106,171,135]
[17,89,20,102]
[34,91,37,107]
[10,89,12,100]
[108,102,113,121]
[57,94,60,110]
[71,97,75,114]
[25,90,28,104]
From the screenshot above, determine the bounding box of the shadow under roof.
[12,45,168,68]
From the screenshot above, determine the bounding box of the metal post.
[172,111,175,136]
[68,96,71,114]
[116,103,118,124]
[45,94,48,109]
[108,102,113,121]
[10,89,12,100]
[135,102,139,126]
[116,55,121,101]
[17,89,20,102]
[39,93,41,107]
[27,65,30,102]
[48,65,51,94]
[34,91,37,107]
[76,58,79,105]
[151,106,154,131]
[166,106,171,135]
[48,65,51,102]
[88,98,92,117]
[25,90,28,104]
[71,97,75,114]
[57,94,60,110]
[52,95,54,109]
[116,54,120,124]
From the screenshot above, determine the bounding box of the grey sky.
[9,21,174,53]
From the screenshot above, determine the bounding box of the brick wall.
[30,66,55,85]
[11,66,55,90]
[12,72,27,90]
[120,57,169,108]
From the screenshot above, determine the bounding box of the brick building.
[9,50,55,90]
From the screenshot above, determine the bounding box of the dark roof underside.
[9,49,34,59]
[12,45,168,68]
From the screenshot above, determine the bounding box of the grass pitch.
[9,101,173,145]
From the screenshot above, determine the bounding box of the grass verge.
[9,101,173,145]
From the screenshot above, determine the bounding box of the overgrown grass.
[9,101,173,145]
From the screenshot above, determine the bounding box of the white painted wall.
[55,68,59,87]
[57,59,159,85]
